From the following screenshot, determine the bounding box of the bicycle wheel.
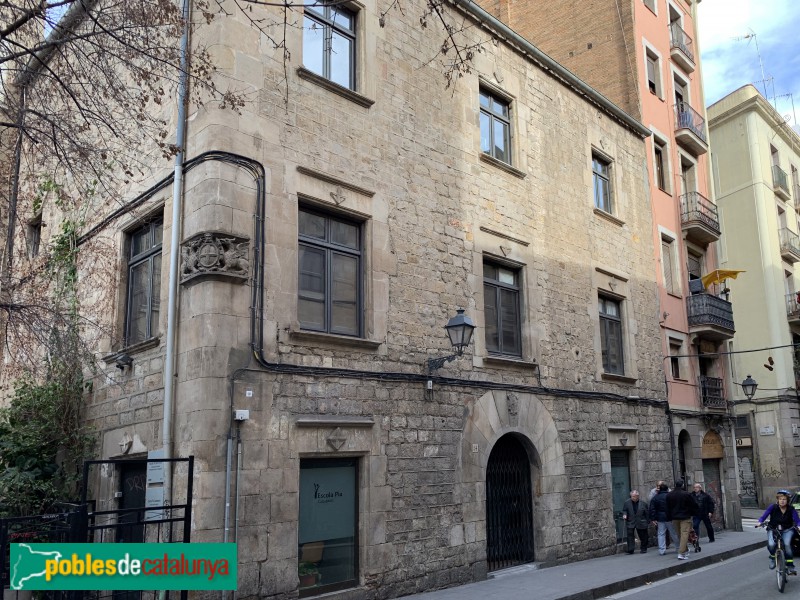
[777,549,787,593]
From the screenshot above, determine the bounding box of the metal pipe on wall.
[163,0,192,510]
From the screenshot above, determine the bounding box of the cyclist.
[757,489,800,574]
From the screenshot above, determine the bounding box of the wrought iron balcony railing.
[699,375,725,409]
[779,227,800,261]
[670,22,695,63]
[786,291,800,319]
[674,102,707,143]
[680,191,720,235]
[686,293,734,331]
[773,164,790,196]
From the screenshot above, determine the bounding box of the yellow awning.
[701,269,746,288]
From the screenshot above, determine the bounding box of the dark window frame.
[592,153,613,213]
[599,295,624,375]
[483,260,522,357]
[303,2,357,90]
[480,88,512,165]
[298,205,363,337]
[125,218,163,346]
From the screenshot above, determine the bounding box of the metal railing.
[686,293,734,331]
[699,375,725,409]
[773,164,790,195]
[680,191,720,233]
[779,227,800,258]
[670,22,695,63]
[674,102,707,143]
[786,291,800,317]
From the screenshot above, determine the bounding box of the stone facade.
[6,0,676,597]
[474,0,740,533]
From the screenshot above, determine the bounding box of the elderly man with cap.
[622,489,650,554]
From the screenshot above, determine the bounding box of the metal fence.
[2,457,193,600]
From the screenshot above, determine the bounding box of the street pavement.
[404,510,766,600]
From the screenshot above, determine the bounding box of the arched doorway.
[486,434,534,571]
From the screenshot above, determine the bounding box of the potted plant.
[298,562,320,587]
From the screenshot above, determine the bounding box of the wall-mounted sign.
[701,430,724,459]
[736,437,752,447]
[759,425,775,436]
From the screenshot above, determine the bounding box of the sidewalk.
[407,521,765,600]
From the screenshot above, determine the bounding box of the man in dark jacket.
[666,479,695,560]
[691,483,716,542]
[622,490,650,553]
[649,483,678,554]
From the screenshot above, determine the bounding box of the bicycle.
[757,524,799,593]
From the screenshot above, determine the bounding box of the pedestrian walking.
[648,480,666,502]
[666,479,694,560]
[622,490,650,554]
[649,483,678,555]
[691,483,716,542]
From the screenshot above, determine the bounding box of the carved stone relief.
[180,231,250,285]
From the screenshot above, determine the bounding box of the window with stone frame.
[483,261,522,357]
[27,215,42,259]
[645,49,662,97]
[654,138,668,191]
[592,153,613,213]
[298,206,362,336]
[669,339,683,379]
[599,295,624,375]
[661,237,677,294]
[303,2,357,90]
[480,88,512,165]
[125,218,163,345]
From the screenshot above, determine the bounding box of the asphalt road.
[605,549,796,600]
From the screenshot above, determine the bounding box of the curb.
[555,541,764,600]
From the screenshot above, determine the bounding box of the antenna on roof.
[733,29,772,103]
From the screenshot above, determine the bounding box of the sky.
[698,0,800,132]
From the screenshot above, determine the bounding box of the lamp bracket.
[427,353,459,374]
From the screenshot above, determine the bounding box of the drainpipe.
[163,0,192,510]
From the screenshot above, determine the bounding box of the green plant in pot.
[298,562,320,587]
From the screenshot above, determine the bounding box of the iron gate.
[486,435,534,571]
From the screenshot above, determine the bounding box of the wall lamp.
[115,353,133,371]
[427,309,476,374]
[741,374,758,400]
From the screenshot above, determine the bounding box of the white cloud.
[698,0,800,127]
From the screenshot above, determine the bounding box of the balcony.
[786,291,800,324]
[699,376,726,410]
[670,22,695,73]
[773,164,791,201]
[779,227,800,263]
[680,191,720,245]
[674,102,708,156]
[686,293,734,341]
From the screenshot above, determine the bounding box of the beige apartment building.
[2,0,675,597]
[473,0,739,533]
[708,85,800,507]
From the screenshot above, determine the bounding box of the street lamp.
[741,375,758,400]
[427,309,476,373]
